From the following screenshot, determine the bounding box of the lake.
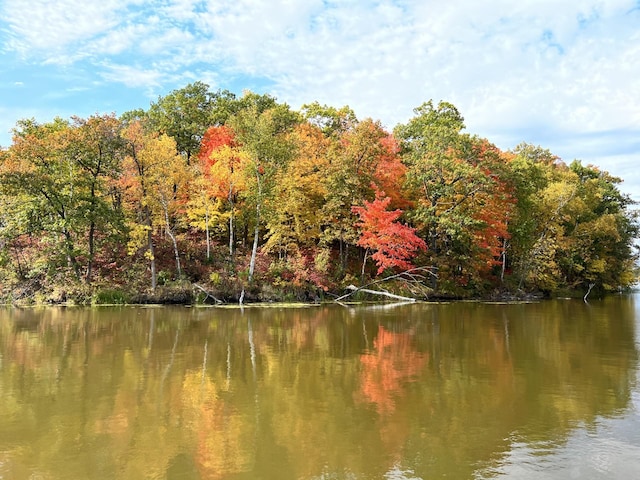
[1,296,639,479]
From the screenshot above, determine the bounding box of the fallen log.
[335,285,417,303]
[193,283,223,304]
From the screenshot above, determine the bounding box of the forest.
[0,82,637,304]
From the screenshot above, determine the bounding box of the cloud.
[98,63,164,90]
[1,0,127,59]
[1,0,639,199]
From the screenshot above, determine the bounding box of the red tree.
[197,125,237,168]
[352,190,427,275]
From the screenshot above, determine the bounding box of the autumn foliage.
[352,190,427,274]
[0,85,636,303]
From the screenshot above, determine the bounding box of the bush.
[94,289,129,305]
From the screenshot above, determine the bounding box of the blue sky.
[1,0,639,201]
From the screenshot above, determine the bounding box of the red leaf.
[352,190,427,274]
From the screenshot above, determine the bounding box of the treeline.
[0,82,637,303]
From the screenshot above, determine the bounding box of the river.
[1,296,639,479]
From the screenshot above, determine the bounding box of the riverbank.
[1,276,571,307]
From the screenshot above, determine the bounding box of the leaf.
[352,190,427,274]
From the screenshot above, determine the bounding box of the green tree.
[395,101,494,292]
[68,114,127,283]
[504,143,558,288]
[0,118,84,280]
[300,102,357,138]
[148,82,237,164]
[561,161,638,293]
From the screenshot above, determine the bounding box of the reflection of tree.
[357,325,427,414]
[180,371,255,479]
[0,299,637,479]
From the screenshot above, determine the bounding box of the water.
[0,297,638,479]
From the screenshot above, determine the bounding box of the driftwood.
[334,266,436,303]
[583,282,596,303]
[193,283,223,304]
[336,285,417,302]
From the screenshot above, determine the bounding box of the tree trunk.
[429,224,438,290]
[63,228,81,281]
[584,282,596,302]
[500,237,508,283]
[337,284,417,302]
[361,248,369,283]
[229,206,234,257]
[205,206,211,261]
[86,183,97,285]
[228,184,235,257]
[86,220,95,284]
[163,204,182,277]
[248,224,259,282]
[145,210,157,290]
[248,174,261,282]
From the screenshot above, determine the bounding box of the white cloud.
[1,0,639,198]
[1,0,127,57]
[98,63,164,89]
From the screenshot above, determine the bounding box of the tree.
[147,135,191,279]
[68,114,126,283]
[321,118,389,271]
[504,143,559,287]
[148,82,234,164]
[463,138,514,284]
[300,102,357,137]
[395,101,493,291]
[264,123,331,255]
[227,98,300,281]
[120,121,187,288]
[372,134,409,209]
[184,170,225,262]
[0,118,84,280]
[352,190,427,275]
[560,161,638,293]
[196,125,248,258]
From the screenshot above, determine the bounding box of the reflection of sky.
[481,294,640,479]
[481,421,640,479]
[383,464,421,480]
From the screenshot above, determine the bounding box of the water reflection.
[0,297,637,479]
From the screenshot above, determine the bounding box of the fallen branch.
[336,285,417,302]
[333,266,436,302]
[583,282,596,303]
[193,283,223,304]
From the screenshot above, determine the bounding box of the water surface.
[1,297,639,479]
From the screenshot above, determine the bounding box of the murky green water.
[1,296,639,479]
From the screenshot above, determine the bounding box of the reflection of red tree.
[357,326,427,414]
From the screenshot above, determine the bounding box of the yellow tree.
[265,123,331,255]
[559,161,638,295]
[121,121,189,288]
[184,168,226,261]
[197,126,249,258]
[521,178,576,291]
[228,102,300,282]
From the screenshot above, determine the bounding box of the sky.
[1,0,639,201]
